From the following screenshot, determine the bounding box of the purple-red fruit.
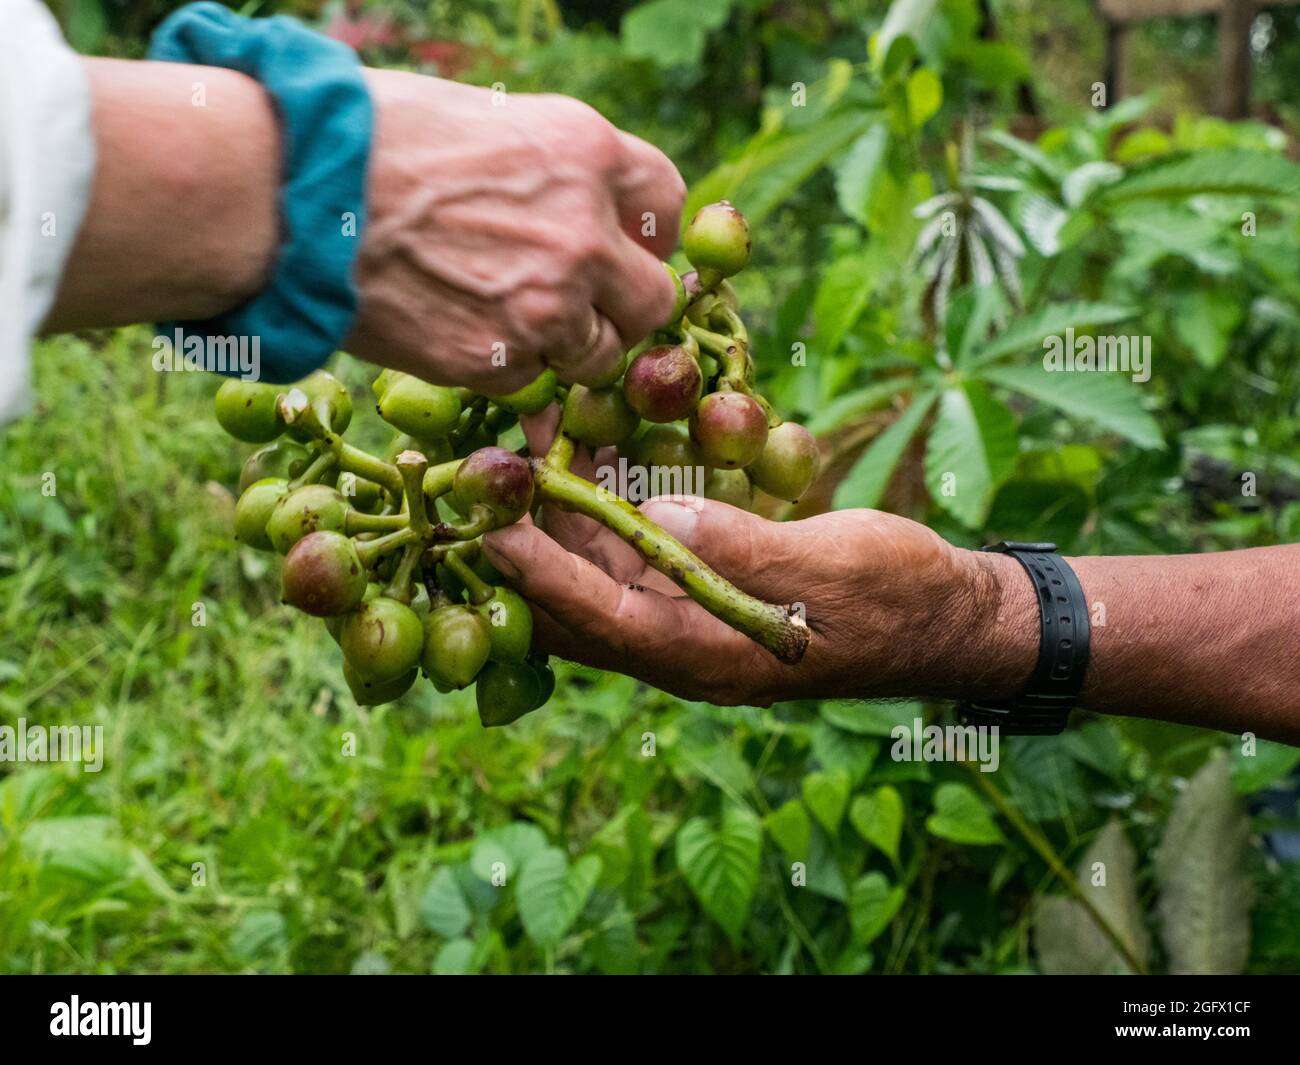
[689,391,768,469]
[747,422,820,502]
[622,345,702,423]
[452,446,534,528]
[281,531,368,617]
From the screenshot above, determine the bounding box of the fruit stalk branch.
[530,457,810,664]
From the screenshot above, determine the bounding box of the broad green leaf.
[20,816,130,885]
[821,699,925,737]
[906,67,942,128]
[969,301,1138,366]
[805,377,911,436]
[432,938,477,975]
[812,251,875,357]
[924,381,1018,528]
[1034,819,1150,975]
[229,910,287,965]
[419,866,472,938]
[1155,752,1253,974]
[926,782,1003,846]
[802,768,852,835]
[872,0,939,76]
[1171,288,1243,369]
[1230,738,1300,794]
[764,798,812,862]
[687,110,875,228]
[810,719,880,786]
[982,127,1063,182]
[470,821,549,883]
[676,805,762,944]
[1104,149,1300,202]
[982,363,1162,450]
[849,786,904,864]
[832,387,939,510]
[1062,161,1123,208]
[517,848,601,950]
[621,0,735,68]
[834,125,890,225]
[1017,192,1069,256]
[849,872,905,946]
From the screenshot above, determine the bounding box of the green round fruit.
[215,380,283,443]
[343,660,417,706]
[532,657,556,708]
[300,370,352,433]
[421,605,492,690]
[452,447,534,529]
[326,582,381,642]
[562,384,640,448]
[340,597,425,682]
[478,587,533,663]
[266,484,349,554]
[336,472,386,512]
[704,467,754,510]
[665,263,689,325]
[630,424,702,471]
[683,201,750,279]
[487,370,558,415]
[585,348,629,390]
[378,375,462,438]
[476,660,544,728]
[238,440,309,494]
[371,368,397,402]
[746,421,819,502]
[622,345,702,423]
[234,477,289,550]
[384,432,453,466]
[689,391,768,469]
[281,530,367,617]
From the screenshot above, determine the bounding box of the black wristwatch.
[954,542,1091,737]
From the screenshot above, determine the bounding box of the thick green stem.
[421,459,463,502]
[345,510,409,535]
[396,451,431,536]
[383,541,423,603]
[531,459,810,664]
[354,526,419,569]
[334,441,402,498]
[288,449,337,489]
[443,550,494,606]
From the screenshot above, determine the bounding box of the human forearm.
[43,57,279,332]
[967,545,1300,744]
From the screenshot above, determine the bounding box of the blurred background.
[3,0,1300,973]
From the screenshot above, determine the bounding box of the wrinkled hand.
[349,70,685,393]
[483,412,1035,706]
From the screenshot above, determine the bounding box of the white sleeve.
[0,0,96,425]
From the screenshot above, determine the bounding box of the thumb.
[639,496,801,603]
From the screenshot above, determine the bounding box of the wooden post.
[1217,0,1255,118]
[1104,18,1133,105]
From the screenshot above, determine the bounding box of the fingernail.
[642,500,699,544]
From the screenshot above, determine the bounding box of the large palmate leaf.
[675,804,762,944]
[1034,819,1150,975]
[981,364,1162,450]
[968,301,1138,367]
[1103,149,1300,202]
[872,0,939,77]
[1155,752,1253,974]
[923,381,1018,528]
[833,386,939,510]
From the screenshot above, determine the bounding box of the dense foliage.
[2,0,1298,974]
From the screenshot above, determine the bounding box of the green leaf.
[832,387,939,510]
[820,699,924,737]
[905,67,942,128]
[517,847,601,950]
[872,0,939,76]
[802,768,852,835]
[982,364,1162,450]
[688,110,875,227]
[810,719,880,786]
[848,872,905,946]
[621,0,735,68]
[20,816,130,885]
[432,938,478,975]
[926,782,1004,846]
[676,805,762,944]
[1155,752,1254,974]
[1104,149,1300,202]
[805,377,912,436]
[469,821,549,884]
[419,866,472,938]
[811,251,875,357]
[970,301,1139,366]
[764,798,812,862]
[849,786,904,864]
[1171,288,1243,369]
[1034,819,1150,975]
[229,910,287,965]
[1230,737,1300,794]
[924,381,1019,528]
[834,125,890,225]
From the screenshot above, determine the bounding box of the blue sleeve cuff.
[149,2,373,383]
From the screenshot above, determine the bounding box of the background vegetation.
[3,0,1299,974]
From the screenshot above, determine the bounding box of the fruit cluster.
[215,201,816,726]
